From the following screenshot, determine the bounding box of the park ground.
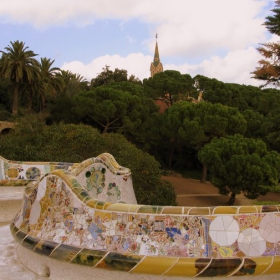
[162,175,280,206]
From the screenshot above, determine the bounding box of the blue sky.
[0,0,276,86]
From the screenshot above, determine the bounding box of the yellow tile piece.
[82,196,91,203]
[155,206,164,214]
[106,204,130,212]
[6,167,19,178]
[127,204,143,213]
[182,207,194,214]
[262,256,280,275]
[254,205,263,213]
[188,207,211,215]
[241,257,274,276]
[94,210,112,220]
[95,201,105,210]
[213,206,238,215]
[164,257,198,277]
[238,206,258,214]
[161,207,183,215]
[137,206,158,214]
[102,202,112,210]
[131,256,177,275]
[86,199,97,208]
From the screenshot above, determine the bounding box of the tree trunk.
[168,141,175,168]
[200,164,207,183]
[40,95,46,112]
[103,123,109,134]
[12,83,20,115]
[228,192,236,205]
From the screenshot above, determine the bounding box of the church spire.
[150,34,163,77]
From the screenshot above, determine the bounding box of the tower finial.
[150,33,163,77]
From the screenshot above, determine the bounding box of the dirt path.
[162,176,280,207]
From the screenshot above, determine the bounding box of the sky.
[0,0,277,86]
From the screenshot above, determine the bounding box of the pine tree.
[252,1,280,87]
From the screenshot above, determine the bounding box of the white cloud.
[1,0,274,86]
[61,53,152,81]
[61,46,264,86]
[0,0,271,55]
[146,0,268,57]
[172,46,263,86]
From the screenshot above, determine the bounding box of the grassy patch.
[254,201,280,205]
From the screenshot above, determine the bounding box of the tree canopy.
[252,1,280,87]
[161,101,247,180]
[198,135,280,205]
[264,0,280,35]
[143,70,195,108]
[0,40,39,115]
[70,85,149,134]
[1,39,280,206]
[91,65,141,88]
[0,116,176,206]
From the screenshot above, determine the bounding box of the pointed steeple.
[150,34,163,77]
[153,41,160,67]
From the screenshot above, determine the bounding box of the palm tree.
[0,40,39,115]
[20,57,64,113]
[56,70,89,96]
[36,57,63,112]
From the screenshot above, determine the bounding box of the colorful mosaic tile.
[2,154,280,277]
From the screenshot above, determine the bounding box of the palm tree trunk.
[12,83,20,115]
[27,93,32,114]
[41,95,46,112]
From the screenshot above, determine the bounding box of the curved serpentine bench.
[1,154,280,278]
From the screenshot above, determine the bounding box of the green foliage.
[160,101,247,173]
[48,95,79,124]
[262,107,280,153]
[0,78,11,113]
[71,85,150,134]
[194,75,266,113]
[254,201,280,205]
[164,101,247,148]
[143,70,195,106]
[0,105,13,121]
[91,66,141,88]
[106,81,144,96]
[264,1,280,36]
[0,40,40,115]
[198,135,280,204]
[252,1,280,87]
[56,70,89,97]
[3,38,280,189]
[242,109,265,138]
[0,117,176,205]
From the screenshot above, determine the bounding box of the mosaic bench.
[1,154,280,278]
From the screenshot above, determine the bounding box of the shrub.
[0,117,177,205]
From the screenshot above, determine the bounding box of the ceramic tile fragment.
[209,216,239,246]
[3,154,280,277]
[259,213,280,243]
[238,228,266,256]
